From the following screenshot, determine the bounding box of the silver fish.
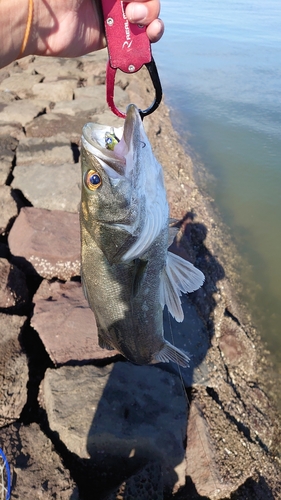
[80,104,204,367]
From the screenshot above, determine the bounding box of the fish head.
[81,104,167,263]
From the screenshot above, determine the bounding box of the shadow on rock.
[161,211,225,387]
[81,212,225,499]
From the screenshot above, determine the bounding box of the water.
[153,1,281,372]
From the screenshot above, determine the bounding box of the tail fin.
[153,341,190,368]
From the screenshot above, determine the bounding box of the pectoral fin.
[153,341,190,367]
[160,251,205,322]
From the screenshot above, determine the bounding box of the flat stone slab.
[40,363,188,493]
[52,97,101,116]
[74,84,128,109]
[32,280,118,365]
[12,162,80,212]
[8,207,80,280]
[0,99,46,127]
[0,423,78,499]
[0,185,18,235]
[16,134,74,165]
[0,257,28,310]
[25,111,88,142]
[0,73,44,98]
[31,79,77,102]
[0,314,28,427]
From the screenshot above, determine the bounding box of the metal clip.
[106,57,162,119]
[101,0,162,119]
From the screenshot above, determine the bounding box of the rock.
[8,207,80,280]
[31,280,118,365]
[0,185,18,234]
[16,134,74,165]
[105,461,163,500]
[12,162,80,212]
[0,121,24,141]
[0,134,18,185]
[52,97,101,116]
[91,109,125,129]
[162,294,211,387]
[0,258,29,310]
[25,55,84,80]
[40,363,188,494]
[218,315,256,370]
[31,79,77,102]
[0,73,44,98]
[25,112,87,143]
[0,68,10,84]
[0,99,46,126]
[0,423,79,499]
[74,84,106,102]
[74,84,128,109]
[0,314,28,427]
[185,388,276,499]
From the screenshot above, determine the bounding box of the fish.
[80,104,204,367]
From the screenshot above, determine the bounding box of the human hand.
[0,0,163,69]
[34,0,164,58]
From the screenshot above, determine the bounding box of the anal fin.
[153,341,190,368]
[98,332,115,351]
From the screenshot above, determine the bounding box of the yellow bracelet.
[18,0,33,57]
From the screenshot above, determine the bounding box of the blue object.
[0,448,11,500]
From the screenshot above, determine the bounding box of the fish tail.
[153,341,190,368]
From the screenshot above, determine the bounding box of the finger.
[146,18,164,43]
[125,0,160,25]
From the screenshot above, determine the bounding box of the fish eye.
[85,170,102,190]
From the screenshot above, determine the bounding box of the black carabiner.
[139,58,163,120]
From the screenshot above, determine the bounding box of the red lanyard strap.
[101,0,162,118]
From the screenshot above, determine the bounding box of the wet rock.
[0,423,79,499]
[0,314,28,427]
[8,207,80,280]
[12,162,80,212]
[0,185,18,234]
[0,99,46,126]
[40,363,187,493]
[0,73,44,98]
[0,258,29,310]
[16,134,74,165]
[32,280,118,365]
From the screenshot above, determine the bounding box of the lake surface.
[153,1,281,376]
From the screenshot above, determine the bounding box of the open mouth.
[82,104,140,180]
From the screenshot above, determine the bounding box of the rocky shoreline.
[0,49,280,499]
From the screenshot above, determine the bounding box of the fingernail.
[128,4,148,23]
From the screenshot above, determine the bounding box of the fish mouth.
[82,104,141,179]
